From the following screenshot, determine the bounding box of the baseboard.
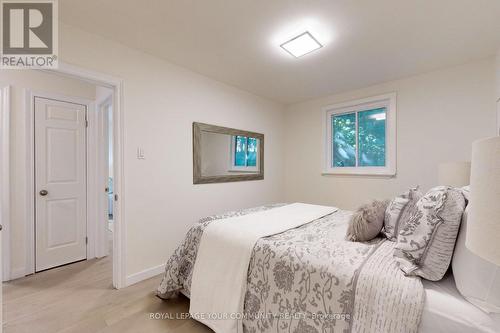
[125,264,164,287]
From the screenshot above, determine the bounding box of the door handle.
[39,189,48,196]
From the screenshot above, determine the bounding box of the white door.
[35,97,87,272]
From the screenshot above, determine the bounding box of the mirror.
[193,122,264,184]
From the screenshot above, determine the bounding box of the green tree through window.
[332,107,386,167]
[234,136,257,167]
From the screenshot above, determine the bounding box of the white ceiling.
[60,0,500,104]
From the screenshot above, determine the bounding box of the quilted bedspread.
[157,204,424,333]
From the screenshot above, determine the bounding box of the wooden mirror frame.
[193,122,264,184]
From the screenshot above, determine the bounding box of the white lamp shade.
[466,136,500,266]
[438,161,471,187]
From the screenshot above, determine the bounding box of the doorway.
[0,63,125,289]
[96,89,114,258]
[44,64,124,289]
[102,98,114,233]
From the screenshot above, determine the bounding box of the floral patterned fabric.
[383,187,422,241]
[157,205,425,333]
[394,186,466,281]
[157,204,285,299]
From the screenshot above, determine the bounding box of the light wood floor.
[3,253,212,333]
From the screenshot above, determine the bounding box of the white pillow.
[452,204,500,313]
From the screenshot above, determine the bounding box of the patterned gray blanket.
[157,204,425,333]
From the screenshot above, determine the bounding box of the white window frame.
[322,93,397,176]
[228,135,260,173]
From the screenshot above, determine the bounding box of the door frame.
[23,62,125,288]
[27,91,94,273]
[0,86,11,282]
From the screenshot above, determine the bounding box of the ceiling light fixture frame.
[280,31,323,58]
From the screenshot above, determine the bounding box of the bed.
[421,274,500,333]
[157,203,500,333]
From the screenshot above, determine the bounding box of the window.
[323,93,396,176]
[230,135,259,171]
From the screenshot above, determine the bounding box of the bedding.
[394,186,466,281]
[420,274,500,333]
[157,204,425,333]
[190,203,337,333]
[346,199,388,242]
[383,186,422,241]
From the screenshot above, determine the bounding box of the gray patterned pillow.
[346,200,389,242]
[394,186,466,281]
[382,187,422,241]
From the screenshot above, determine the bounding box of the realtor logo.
[1,0,58,68]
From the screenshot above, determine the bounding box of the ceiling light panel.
[280,31,322,58]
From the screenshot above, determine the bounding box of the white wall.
[0,71,96,275]
[497,48,500,100]
[284,58,497,210]
[496,48,500,134]
[56,23,286,278]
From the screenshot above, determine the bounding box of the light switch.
[137,147,145,159]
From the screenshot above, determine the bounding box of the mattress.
[420,273,500,333]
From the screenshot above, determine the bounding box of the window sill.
[322,168,396,178]
[228,169,259,173]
